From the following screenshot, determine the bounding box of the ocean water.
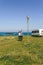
[0,32,32,36]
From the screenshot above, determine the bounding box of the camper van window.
[42,31,43,32]
[32,30,39,33]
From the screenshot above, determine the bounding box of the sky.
[0,0,43,32]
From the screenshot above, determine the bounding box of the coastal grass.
[0,36,43,65]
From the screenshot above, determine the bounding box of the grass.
[0,36,43,65]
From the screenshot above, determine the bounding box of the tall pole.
[26,16,30,33]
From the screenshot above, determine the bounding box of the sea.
[0,32,32,36]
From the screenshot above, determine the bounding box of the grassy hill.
[0,36,43,65]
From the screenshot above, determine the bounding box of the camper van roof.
[32,29,43,31]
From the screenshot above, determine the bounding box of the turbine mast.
[26,16,30,33]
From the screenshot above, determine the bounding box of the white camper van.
[32,29,43,36]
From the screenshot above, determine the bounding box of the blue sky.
[0,0,43,32]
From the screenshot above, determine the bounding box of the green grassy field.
[0,36,43,65]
